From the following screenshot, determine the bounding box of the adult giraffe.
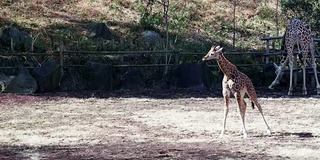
[268,18,320,95]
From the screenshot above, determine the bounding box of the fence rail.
[0,50,180,70]
[1,34,320,70]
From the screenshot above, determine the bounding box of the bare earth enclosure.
[0,88,320,159]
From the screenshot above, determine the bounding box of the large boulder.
[121,69,146,90]
[32,60,62,92]
[169,62,215,89]
[141,30,161,50]
[0,72,14,92]
[60,68,87,91]
[0,26,32,52]
[84,61,114,90]
[88,22,112,40]
[2,68,38,93]
[141,30,160,42]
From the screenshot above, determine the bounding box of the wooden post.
[130,39,133,50]
[276,0,279,36]
[174,50,179,68]
[232,0,236,49]
[11,38,14,52]
[59,41,64,86]
[162,0,169,74]
[112,39,115,49]
[311,31,316,88]
[31,35,34,53]
[293,53,297,87]
[120,38,123,48]
[265,33,270,64]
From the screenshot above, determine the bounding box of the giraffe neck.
[216,53,237,77]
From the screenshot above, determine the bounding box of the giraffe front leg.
[288,68,293,95]
[269,64,285,90]
[220,98,229,138]
[220,79,230,138]
[302,54,307,95]
[220,100,229,137]
[302,66,307,95]
[288,60,294,95]
[220,93,230,137]
[268,75,281,90]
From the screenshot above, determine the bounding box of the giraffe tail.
[251,101,255,109]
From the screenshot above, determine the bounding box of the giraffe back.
[285,18,312,53]
[226,69,257,100]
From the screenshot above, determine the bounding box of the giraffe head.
[202,46,223,61]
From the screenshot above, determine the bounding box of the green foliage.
[257,3,274,20]
[133,1,203,34]
[280,0,320,32]
[31,33,50,52]
[169,8,189,31]
[134,0,162,30]
[220,21,233,32]
[109,3,120,12]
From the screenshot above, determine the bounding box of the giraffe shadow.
[253,132,316,138]
[278,132,314,138]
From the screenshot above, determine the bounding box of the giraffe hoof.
[242,133,248,138]
[268,85,274,90]
[287,91,293,96]
[267,129,272,135]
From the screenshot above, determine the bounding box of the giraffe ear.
[217,47,223,52]
[215,46,220,50]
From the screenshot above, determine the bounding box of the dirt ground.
[0,88,320,160]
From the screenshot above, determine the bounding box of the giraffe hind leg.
[247,86,271,135]
[302,60,307,95]
[239,99,247,134]
[313,68,320,94]
[235,92,247,138]
[253,100,272,135]
[311,61,320,94]
[309,44,320,94]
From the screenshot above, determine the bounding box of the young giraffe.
[268,18,320,95]
[202,46,271,138]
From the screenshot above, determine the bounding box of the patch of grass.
[0,0,287,54]
[257,3,275,20]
